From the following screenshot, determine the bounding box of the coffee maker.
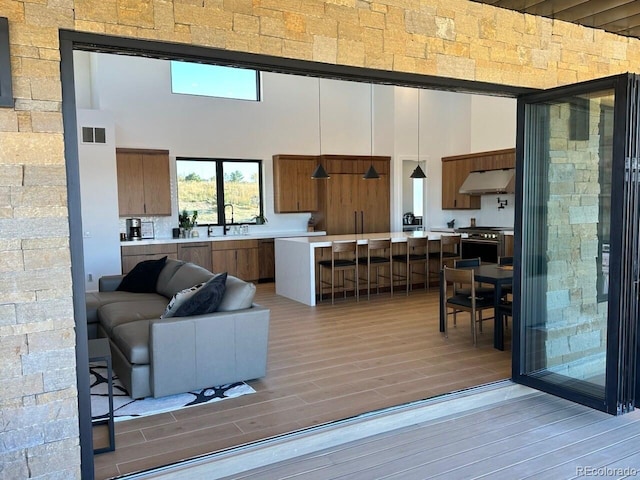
[126,218,142,241]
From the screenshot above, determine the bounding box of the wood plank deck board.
[219,395,640,480]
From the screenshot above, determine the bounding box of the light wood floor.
[93,283,511,479]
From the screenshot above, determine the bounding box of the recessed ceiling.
[470,0,640,40]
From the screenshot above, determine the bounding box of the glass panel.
[171,61,259,101]
[222,161,261,223]
[521,89,615,400]
[176,160,218,224]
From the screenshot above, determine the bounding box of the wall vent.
[82,126,106,144]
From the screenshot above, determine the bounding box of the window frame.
[170,61,261,102]
[176,157,264,226]
[0,17,14,108]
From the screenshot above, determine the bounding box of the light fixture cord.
[370,83,374,160]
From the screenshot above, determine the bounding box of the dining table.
[439,263,514,351]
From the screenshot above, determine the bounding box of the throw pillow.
[117,256,167,293]
[171,272,228,317]
[161,282,206,319]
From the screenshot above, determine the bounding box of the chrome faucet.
[223,204,234,235]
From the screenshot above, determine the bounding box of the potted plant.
[178,209,198,237]
[253,214,268,225]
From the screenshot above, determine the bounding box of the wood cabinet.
[116,148,171,217]
[121,243,177,274]
[273,155,318,213]
[315,155,391,235]
[441,148,515,210]
[258,239,275,282]
[211,240,259,281]
[177,242,212,271]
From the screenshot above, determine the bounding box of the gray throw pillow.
[161,281,205,319]
[171,272,228,317]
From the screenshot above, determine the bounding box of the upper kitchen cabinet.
[441,148,515,210]
[273,155,318,213]
[116,148,171,216]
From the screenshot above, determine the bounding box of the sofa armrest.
[149,304,270,398]
[99,275,125,292]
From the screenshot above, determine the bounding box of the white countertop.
[121,230,326,246]
[276,230,465,248]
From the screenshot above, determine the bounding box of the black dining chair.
[441,266,494,346]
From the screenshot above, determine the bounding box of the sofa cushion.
[155,259,185,295]
[98,298,168,336]
[117,256,167,293]
[170,272,227,317]
[218,275,256,312]
[111,319,150,365]
[157,262,214,299]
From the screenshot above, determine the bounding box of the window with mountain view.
[176,158,263,226]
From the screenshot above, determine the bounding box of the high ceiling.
[470,1,640,40]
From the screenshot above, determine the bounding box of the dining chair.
[429,235,462,289]
[451,257,495,329]
[392,236,430,294]
[441,266,494,346]
[358,238,393,300]
[318,241,359,304]
[498,256,513,296]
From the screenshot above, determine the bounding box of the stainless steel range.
[455,226,509,263]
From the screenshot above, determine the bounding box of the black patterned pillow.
[117,256,167,293]
[161,282,205,319]
[169,272,228,317]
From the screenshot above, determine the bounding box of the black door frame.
[512,73,638,415]
[59,30,534,479]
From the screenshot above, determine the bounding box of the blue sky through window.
[170,61,259,101]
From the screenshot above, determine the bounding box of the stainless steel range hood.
[459,168,515,195]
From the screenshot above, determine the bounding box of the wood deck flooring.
[213,390,640,480]
[93,283,512,479]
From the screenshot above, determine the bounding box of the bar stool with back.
[429,234,462,289]
[318,241,360,304]
[392,236,430,294]
[358,238,393,299]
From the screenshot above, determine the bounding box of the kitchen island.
[275,231,461,306]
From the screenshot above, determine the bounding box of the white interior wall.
[75,51,518,260]
[76,109,121,291]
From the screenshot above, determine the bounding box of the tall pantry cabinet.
[315,155,391,235]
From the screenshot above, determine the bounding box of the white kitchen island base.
[275,231,460,306]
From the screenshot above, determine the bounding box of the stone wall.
[544,98,608,379]
[2,1,640,477]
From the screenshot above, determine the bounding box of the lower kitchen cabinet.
[177,242,212,271]
[211,240,259,282]
[121,243,178,274]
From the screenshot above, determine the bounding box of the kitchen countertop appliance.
[126,218,142,241]
[455,225,509,263]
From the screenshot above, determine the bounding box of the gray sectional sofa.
[85,258,270,399]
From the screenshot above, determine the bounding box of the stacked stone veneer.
[3,1,640,477]
[542,98,608,380]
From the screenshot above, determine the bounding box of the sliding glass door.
[514,74,640,414]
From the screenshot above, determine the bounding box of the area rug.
[90,365,256,422]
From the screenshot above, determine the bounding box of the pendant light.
[363,83,380,179]
[311,77,330,179]
[410,89,427,179]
